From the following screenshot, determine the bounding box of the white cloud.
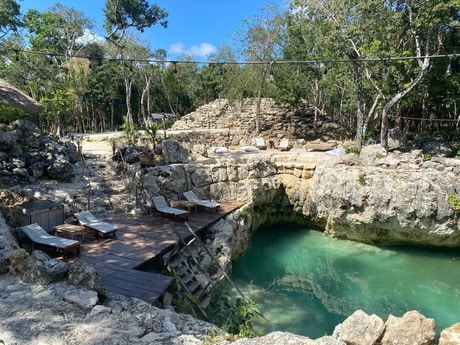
[168,42,217,58]
[76,29,105,45]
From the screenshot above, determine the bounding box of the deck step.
[200,296,212,309]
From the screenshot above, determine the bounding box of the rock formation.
[1,115,460,343]
[0,119,78,184]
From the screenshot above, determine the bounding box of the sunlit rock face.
[150,144,460,248]
[309,148,460,247]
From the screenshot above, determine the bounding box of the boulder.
[68,258,107,300]
[0,222,21,274]
[8,144,24,157]
[162,140,189,163]
[9,118,40,134]
[63,289,99,310]
[418,139,455,158]
[387,127,408,150]
[4,248,29,274]
[123,146,140,164]
[380,310,436,345]
[0,129,18,151]
[439,322,460,345]
[46,159,74,182]
[19,250,69,285]
[335,309,385,345]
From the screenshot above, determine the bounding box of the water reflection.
[226,224,460,338]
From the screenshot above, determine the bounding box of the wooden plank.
[74,200,245,304]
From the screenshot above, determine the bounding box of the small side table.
[54,224,85,243]
[171,200,198,213]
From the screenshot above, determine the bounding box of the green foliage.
[0,104,29,123]
[447,192,460,211]
[0,0,22,38]
[345,143,361,155]
[144,122,162,147]
[358,171,367,185]
[423,153,432,161]
[0,0,458,142]
[207,290,263,338]
[104,0,168,43]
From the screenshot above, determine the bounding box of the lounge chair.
[151,196,189,220]
[74,211,117,238]
[278,138,292,151]
[254,137,267,150]
[183,191,220,213]
[18,223,80,258]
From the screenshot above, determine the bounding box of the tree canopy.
[0,0,458,146]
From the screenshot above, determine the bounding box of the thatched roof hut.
[0,78,42,114]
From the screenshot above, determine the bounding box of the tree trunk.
[348,56,365,150]
[380,57,431,151]
[125,77,135,142]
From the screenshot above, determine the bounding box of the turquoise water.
[227,223,460,339]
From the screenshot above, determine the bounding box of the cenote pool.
[225,223,460,339]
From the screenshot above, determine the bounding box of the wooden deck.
[75,200,244,304]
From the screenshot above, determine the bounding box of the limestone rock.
[228,331,316,344]
[123,146,140,163]
[46,159,74,182]
[19,250,69,285]
[227,331,347,344]
[335,309,385,345]
[162,140,189,163]
[5,248,29,274]
[63,289,99,310]
[10,118,41,134]
[380,310,436,345]
[312,160,460,247]
[388,128,408,150]
[439,322,460,345]
[67,258,108,300]
[418,139,455,158]
[0,220,20,274]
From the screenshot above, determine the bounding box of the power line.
[15,49,459,66]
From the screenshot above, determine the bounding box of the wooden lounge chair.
[18,223,80,258]
[74,211,117,238]
[183,191,220,212]
[151,196,189,220]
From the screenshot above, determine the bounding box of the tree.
[23,3,95,133]
[236,2,286,134]
[288,0,460,150]
[23,3,93,56]
[103,0,168,139]
[0,0,22,40]
[378,0,460,150]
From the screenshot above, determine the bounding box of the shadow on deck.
[76,200,244,304]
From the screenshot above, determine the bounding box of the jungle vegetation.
[0,0,459,149]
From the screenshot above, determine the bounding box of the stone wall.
[144,145,460,249]
[170,98,350,148]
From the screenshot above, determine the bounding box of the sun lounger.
[278,138,292,151]
[74,211,117,238]
[151,196,189,220]
[254,137,267,150]
[18,223,80,258]
[183,191,220,212]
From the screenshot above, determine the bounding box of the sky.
[18,0,286,61]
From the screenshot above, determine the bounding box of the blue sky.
[19,0,286,60]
